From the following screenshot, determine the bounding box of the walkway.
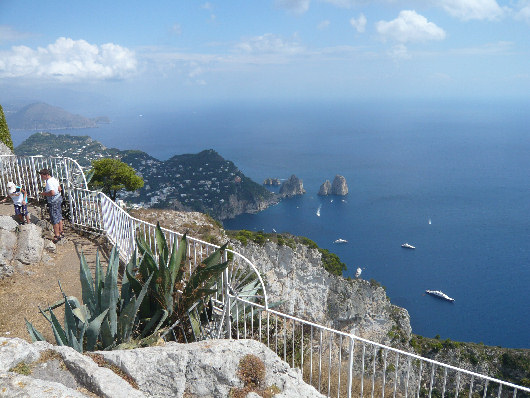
[0,200,108,342]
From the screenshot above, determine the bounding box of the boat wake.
[316,204,321,217]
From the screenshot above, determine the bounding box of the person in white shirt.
[39,169,64,243]
[1,181,30,225]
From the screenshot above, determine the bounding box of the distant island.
[15,132,278,220]
[6,102,109,130]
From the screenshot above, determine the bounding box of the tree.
[89,158,144,200]
[0,105,14,151]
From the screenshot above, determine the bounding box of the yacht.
[401,243,415,249]
[334,238,348,244]
[425,290,455,302]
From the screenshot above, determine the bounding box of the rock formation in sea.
[263,178,281,186]
[279,175,306,198]
[318,180,331,196]
[331,175,348,195]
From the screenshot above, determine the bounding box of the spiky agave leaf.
[101,248,120,338]
[154,222,169,265]
[79,251,96,316]
[117,273,153,343]
[85,309,109,351]
[25,318,46,342]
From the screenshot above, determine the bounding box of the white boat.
[425,290,455,302]
[428,218,432,225]
[334,238,348,244]
[401,243,415,249]
[316,205,321,217]
[355,267,362,278]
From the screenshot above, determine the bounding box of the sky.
[1,0,529,113]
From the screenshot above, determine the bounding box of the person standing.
[39,168,63,243]
[1,181,30,225]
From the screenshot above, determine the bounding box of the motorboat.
[425,290,455,302]
[355,267,362,278]
[334,238,348,244]
[401,243,415,249]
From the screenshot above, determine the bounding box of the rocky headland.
[6,102,109,130]
[15,133,279,220]
[279,174,305,198]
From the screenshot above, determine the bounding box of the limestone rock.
[318,180,331,196]
[0,338,323,398]
[0,215,20,232]
[232,240,411,346]
[14,224,44,265]
[0,140,13,156]
[331,175,348,196]
[279,175,306,198]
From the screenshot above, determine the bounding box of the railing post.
[224,268,231,339]
[347,335,355,398]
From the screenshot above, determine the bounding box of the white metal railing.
[1,155,529,398]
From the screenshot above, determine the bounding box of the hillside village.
[16,132,277,219]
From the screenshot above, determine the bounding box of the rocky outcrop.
[0,140,13,155]
[0,338,324,397]
[279,175,306,198]
[263,178,281,186]
[318,180,331,196]
[0,215,54,279]
[232,239,411,346]
[331,175,348,195]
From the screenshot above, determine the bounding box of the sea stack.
[331,175,348,196]
[318,180,331,196]
[279,175,306,198]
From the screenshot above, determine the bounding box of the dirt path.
[0,201,109,343]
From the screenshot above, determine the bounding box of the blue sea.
[12,99,530,348]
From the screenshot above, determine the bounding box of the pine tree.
[0,105,14,151]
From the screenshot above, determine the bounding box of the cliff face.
[318,180,331,196]
[279,175,306,198]
[232,239,412,346]
[331,175,348,195]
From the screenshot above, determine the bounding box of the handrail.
[1,154,528,398]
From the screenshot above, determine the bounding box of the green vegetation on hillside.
[228,230,346,276]
[0,105,14,151]
[89,158,144,201]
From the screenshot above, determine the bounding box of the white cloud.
[388,43,411,59]
[275,0,310,14]
[323,0,358,8]
[514,1,530,23]
[437,0,505,21]
[350,13,367,33]
[318,20,331,30]
[234,33,304,55]
[0,37,137,81]
[376,10,446,43]
[0,26,33,44]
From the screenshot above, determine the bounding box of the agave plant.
[130,222,230,341]
[26,247,153,352]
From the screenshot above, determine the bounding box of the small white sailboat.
[355,267,362,278]
[401,243,415,249]
[316,204,321,217]
[334,238,348,244]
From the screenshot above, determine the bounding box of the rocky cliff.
[331,175,348,195]
[318,180,331,196]
[0,140,12,156]
[279,175,306,198]
[231,239,411,346]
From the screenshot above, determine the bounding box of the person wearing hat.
[1,181,30,225]
[38,169,64,243]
